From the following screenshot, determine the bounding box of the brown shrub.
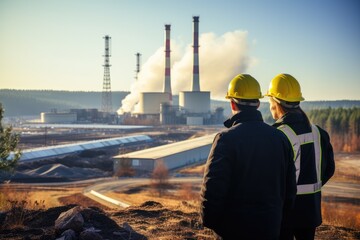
[151,160,170,197]
[177,183,198,201]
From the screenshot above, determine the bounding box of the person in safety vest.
[265,73,335,240]
[200,74,297,240]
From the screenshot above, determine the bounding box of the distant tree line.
[0,90,129,117]
[308,107,360,152]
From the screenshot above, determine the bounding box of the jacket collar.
[224,110,263,128]
[272,111,307,128]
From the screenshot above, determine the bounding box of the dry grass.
[0,184,84,210]
[0,152,358,236]
[322,198,360,230]
[0,183,98,230]
[0,184,47,229]
[321,153,360,230]
[0,184,44,211]
[178,164,205,175]
[331,154,360,184]
[106,182,201,211]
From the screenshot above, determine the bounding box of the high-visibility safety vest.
[278,124,322,195]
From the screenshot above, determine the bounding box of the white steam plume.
[118,30,255,114]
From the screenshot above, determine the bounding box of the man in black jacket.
[265,73,335,240]
[200,74,297,240]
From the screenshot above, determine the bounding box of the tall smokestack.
[191,16,200,92]
[163,24,172,101]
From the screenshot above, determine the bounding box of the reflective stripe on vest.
[278,124,322,195]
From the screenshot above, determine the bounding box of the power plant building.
[113,134,215,174]
[136,24,172,116]
[178,16,211,125]
[120,16,223,125]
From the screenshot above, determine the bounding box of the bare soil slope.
[0,201,359,240]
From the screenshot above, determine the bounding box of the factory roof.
[22,123,152,130]
[114,133,216,160]
[12,135,152,162]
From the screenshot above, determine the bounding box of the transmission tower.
[101,35,113,113]
[135,52,141,81]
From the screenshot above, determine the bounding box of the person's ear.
[230,101,238,111]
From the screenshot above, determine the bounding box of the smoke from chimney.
[118,30,254,114]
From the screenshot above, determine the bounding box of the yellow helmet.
[265,73,305,102]
[225,74,263,100]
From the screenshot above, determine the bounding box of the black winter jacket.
[200,110,297,239]
[273,111,335,228]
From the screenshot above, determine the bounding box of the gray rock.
[0,211,6,227]
[79,229,103,240]
[55,206,84,233]
[118,222,147,240]
[61,229,77,240]
[123,222,134,232]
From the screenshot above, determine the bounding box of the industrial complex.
[20,15,227,176]
[25,16,224,177]
[39,16,225,126]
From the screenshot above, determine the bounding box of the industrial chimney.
[191,16,200,92]
[163,24,172,101]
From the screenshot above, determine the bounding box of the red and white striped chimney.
[191,16,200,92]
[163,24,172,101]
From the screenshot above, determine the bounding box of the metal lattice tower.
[135,52,141,81]
[101,35,113,113]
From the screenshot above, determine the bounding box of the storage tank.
[41,112,77,123]
[138,92,171,114]
[179,91,210,113]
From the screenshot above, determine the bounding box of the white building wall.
[179,91,210,113]
[117,142,212,173]
[161,144,211,170]
[186,116,203,125]
[138,92,171,114]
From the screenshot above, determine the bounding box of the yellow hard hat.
[265,73,305,102]
[225,74,263,100]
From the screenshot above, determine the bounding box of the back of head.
[265,73,304,103]
[226,74,263,110]
[266,73,311,126]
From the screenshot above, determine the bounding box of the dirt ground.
[1,199,359,240]
[1,152,360,239]
[1,178,360,240]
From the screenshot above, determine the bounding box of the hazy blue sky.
[1,0,359,101]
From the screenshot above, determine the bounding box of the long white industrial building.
[113,133,216,174]
[12,135,152,162]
